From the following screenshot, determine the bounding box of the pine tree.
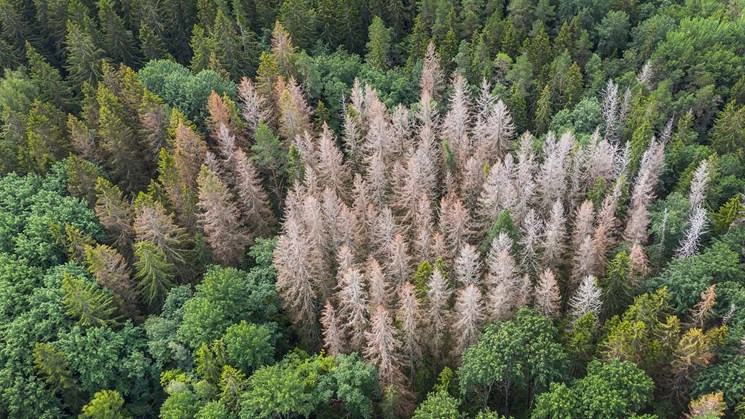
[274,215,318,345]
[84,243,138,316]
[25,100,70,173]
[337,268,369,351]
[534,269,562,319]
[97,0,139,66]
[454,244,482,287]
[535,83,553,133]
[366,16,392,70]
[320,301,345,355]
[94,177,135,254]
[710,101,745,158]
[33,342,82,411]
[364,305,405,389]
[133,240,175,309]
[598,251,633,319]
[569,275,602,322]
[452,284,484,358]
[62,272,118,327]
[25,42,74,112]
[64,21,106,90]
[197,166,248,265]
[234,147,275,238]
[133,199,190,266]
[397,282,422,370]
[426,267,451,360]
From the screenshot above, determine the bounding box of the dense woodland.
[0,0,744,417]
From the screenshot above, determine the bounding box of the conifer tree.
[65,20,107,90]
[366,16,392,70]
[133,240,176,309]
[364,306,405,390]
[337,268,369,351]
[320,301,345,355]
[534,269,562,319]
[25,42,74,112]
[62,272,118,327]
[397,282,422,370]
[454,244,482,287]
[97,0,139,66]
[452,284,484,358]
[84,243,138,315]
[197,165,248,265]
[274,215,318,345]
[25,100,69,173]
[426,267,451,360]
[234,147,275,238]
[569,275,602,322]
[133,199,190,266]
[33,342,82,411]
[367,257,391,312]
[94,177,135,254]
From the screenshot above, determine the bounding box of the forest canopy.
[0,0,744,418]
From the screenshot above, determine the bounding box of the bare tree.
[569,275,602,322]
[451,284,485,359]
[320,301,345,355]
[454,244,482,287]
[336,268,369,351]
[534,269,562,319]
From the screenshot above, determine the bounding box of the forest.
[0,0,744,417]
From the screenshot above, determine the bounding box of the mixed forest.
[0,0,744,417]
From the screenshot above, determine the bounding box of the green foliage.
[61,272,118,327]
[413,388,462,418]
[178,263,279,349]
[138,60,236,125]
[366,16,392,70]
[532,359,655,418]
[134,241,176,310]
[80,389,129,419]
[222,321,276,374]
[459,309,567,411]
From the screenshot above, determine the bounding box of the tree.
[223,321,275,375]
[84,243,138,316]
[65,21,106,90]
[32,342,82,411]
[532,359,655,418]
[710,101,745,159]
[598,251,633,319]
[534,269,561,319]
[133,241,175,309]
[25,100,69,173]
[80,390,128,419]
[97,0,139,66]
[197,166,248,266]
[363,306,405,390]
[597,11,630,57]
[25,42,74,112]
[413,387,462,418]
[61,272,118,327]
[366,16,392,70]
[459,309,567,414]
[178,264,279,348]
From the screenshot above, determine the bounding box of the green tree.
[532,359,655,419]
[97,0,139,66]
[458,308,567,414]
[24,100,70,173]
[535,83,553,134]
[178,264,279,348]
[25,42,74,112]
[32,342,82,411]
[61,273,118,327]
[598,251,633,319]
[710,101,745,159]
[597,11,630,57]
[222,321,276,374]
[366,16,392,70]
[64,21,107,90]
[133,240,175,310]
[80,390,129,419]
